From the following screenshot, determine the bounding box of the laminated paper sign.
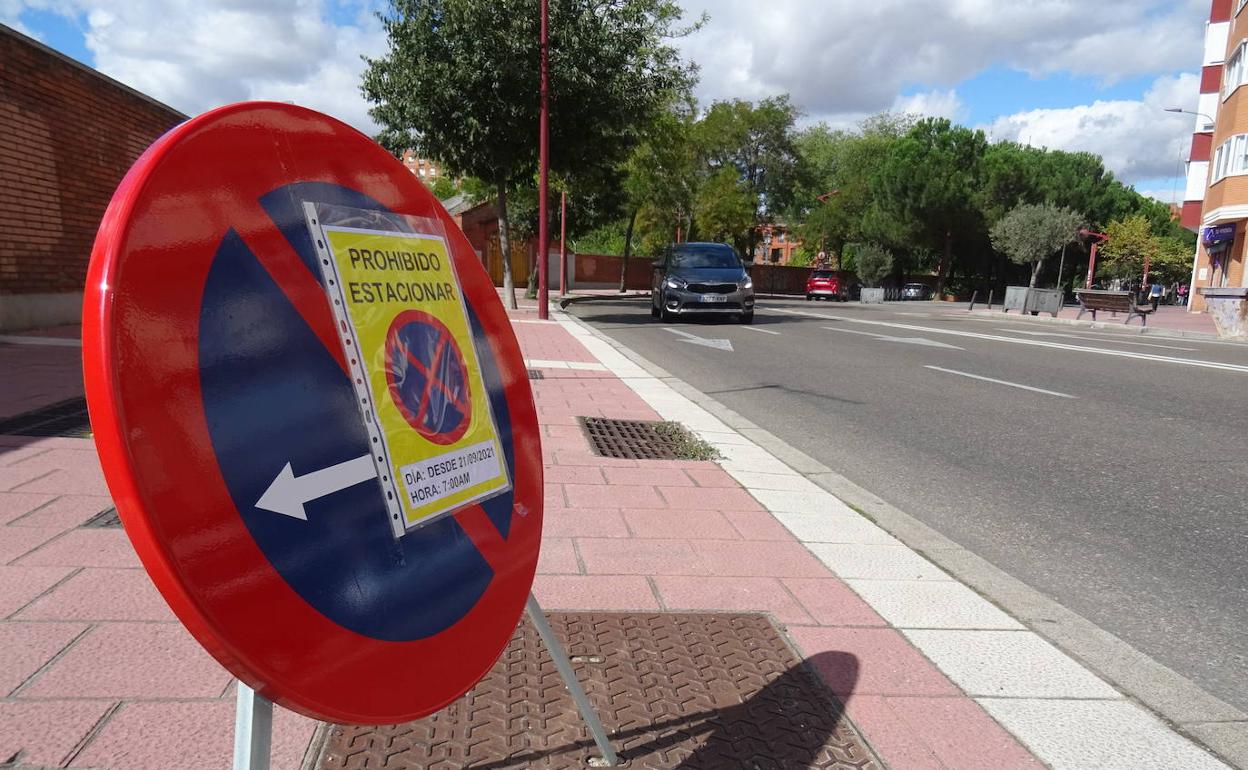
[306,204,511,536]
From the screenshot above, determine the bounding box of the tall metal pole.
[559,190,567,296]
[537,0,550,319]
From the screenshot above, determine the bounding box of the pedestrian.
[1149,279,1164,311]
[1177,282,1189,306]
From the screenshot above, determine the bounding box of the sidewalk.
[0,298,1236,769]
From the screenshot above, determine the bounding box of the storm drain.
[313,612,883,770]
[527,368,545,380]
[80,507,121,529]
[579,417,679,460]
[0,397,91,438]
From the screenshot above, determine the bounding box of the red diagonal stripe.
[399,334,470,417]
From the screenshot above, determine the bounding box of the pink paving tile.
[782,578,888,627]
[0,464,54,492]
[576,538,710,576]
[543,464,606,484]
[0,565,74,618]
[623,509,741,540]
[22,623,231,699]
[602,467,694,487]
[0,700,114,768]
[564,483,666,509]
[653,576,813,624]
[657,485,763,511]
[0,621,88,696]
[0,526,63,564]
[543,507,630,538]
[532,575,660,610]
[0,491,56,524]
[788,626,960,698]
[72,700,316,770]
[551,450,640,467]
[849,695,1041,770]
[544,485,569,509]
[16,529,141,568]
[723,510,799,541]
[684,467,742,488]
[12,465,110,496]
[692,540,827,578]
[9,494,113,530]
[0,444,53,467]
[16,568,174,622]
[536,536,582,574]
[543,424,586,439]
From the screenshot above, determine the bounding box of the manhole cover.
[80,507,122,529]
[578,418,679,460]
[313,612,883,770]
[0,397,91,438]
[527,369,545,380]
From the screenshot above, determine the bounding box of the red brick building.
[0,25,185,331]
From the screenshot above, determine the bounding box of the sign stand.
[231,595,619,769]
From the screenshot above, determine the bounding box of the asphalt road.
[568,295,1248,712]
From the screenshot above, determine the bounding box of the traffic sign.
[81,102,543,724]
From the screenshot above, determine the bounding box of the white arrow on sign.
[822,326,963,350]
[256,454,378,520]
[663,327,734,351]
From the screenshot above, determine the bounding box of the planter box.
[1002,286,1062,317]
[1199,287,1248,340]
[860,288,885,304]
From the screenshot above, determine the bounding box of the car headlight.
[739,277,753,290]
[665,277,687,290]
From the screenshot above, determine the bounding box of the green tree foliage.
[361,0,696,307]
[426,176,457,200]
[989,203,1085,288]
[694,168,755,245]
[868,118,987,295]
[1099,215,1160,281]
[695,96,804,255]
[853,243,894,288]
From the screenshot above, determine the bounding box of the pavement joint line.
[2,510,80,566]
[8,622,94,698]
[4,467,58,497]
[553,305,1248,769]
[5,565,83,620]
[59,699,123,768]
[4,491,63,525]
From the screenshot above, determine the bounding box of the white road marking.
[822,326,964,350]
[772,308,1248,374]
[662,327,734,351]
[995,329,1197,351]
[924,365,1077,399]
[741,326,781,335]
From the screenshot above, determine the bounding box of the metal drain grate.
[527,368,545,380]
[80,507,122,529]
[0,397,91,438]
[579,417,680,460]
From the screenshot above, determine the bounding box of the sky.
[3,0,1210,202]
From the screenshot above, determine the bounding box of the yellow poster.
[307,211,510,536]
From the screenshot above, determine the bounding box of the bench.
[1073,290,1154,326]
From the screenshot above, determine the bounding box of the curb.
[953,308,1236,344]
[554,304,1248,769]
[556,292,649,310]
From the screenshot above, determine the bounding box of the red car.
[806,270,841,301]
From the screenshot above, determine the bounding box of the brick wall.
[0,26,184,321]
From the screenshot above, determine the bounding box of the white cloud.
[678,0,1206,116]
[984,73,1199,184]
[891,89,965,122]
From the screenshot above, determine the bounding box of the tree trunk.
[619,207,638,293]
[936,229,951,297]
[1029,258,1044,288]
[497,182,517,310]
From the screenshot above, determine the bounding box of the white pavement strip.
[524,359,608,371]
[553,309,1232,770]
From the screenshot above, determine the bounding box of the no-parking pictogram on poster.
[306,204,511,536]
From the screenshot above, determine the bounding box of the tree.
[869,118,987,296]
[989,203,1085,288]
[696,96,805,258]
[853,243,894,288]
[1099,215,1160,282]
[694,168,754,245]
[361,0,696,308]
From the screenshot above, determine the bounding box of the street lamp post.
[1080,229,1108,290]
[537,0,550,320]
[1164,106,1216,131]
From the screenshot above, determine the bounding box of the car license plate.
[700,294,727,303]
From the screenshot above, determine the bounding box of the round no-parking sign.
[81,102,543,724]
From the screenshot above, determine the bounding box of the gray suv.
[650,242,755,324]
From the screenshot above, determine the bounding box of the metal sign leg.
[233,682,273,770]
[525,594,619,767]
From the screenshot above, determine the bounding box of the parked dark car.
[651,242,755,323]
[805,270,841,301]
[901,282,931,301]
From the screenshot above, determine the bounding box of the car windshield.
[812,271,834,279]
[669,244,741,269]
[904,284,924,289]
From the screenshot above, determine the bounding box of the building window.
[1225,42,1247,99]
[1211,133,1248,182]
